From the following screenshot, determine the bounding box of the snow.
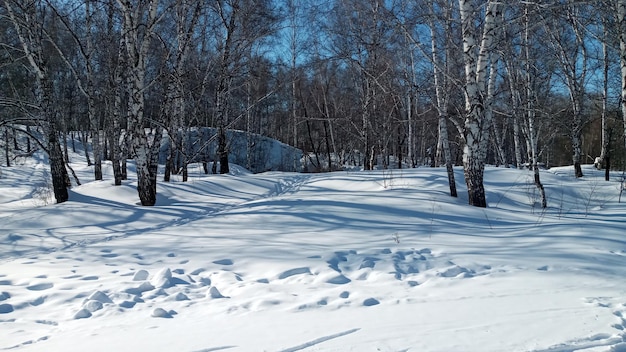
[1,152,626,352]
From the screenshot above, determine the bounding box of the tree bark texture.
[617,0,626,155]
[458,0,500,207]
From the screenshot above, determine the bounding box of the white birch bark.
[543,6,586,178]
[108,6,125,186]
[3,0,69,203]
[164,1,201,182]
[526,9,546,208]
[85,0,102,181]
[429,2,457,197]
[117,0,162,206]
[617,0,626,155]
[458,0,500,207]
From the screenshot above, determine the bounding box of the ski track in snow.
[528,298,626,352]
[1,173,312,262]
[276,328,361,352]
[70,174,312,252]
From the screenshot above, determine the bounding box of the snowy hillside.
[160,128,304,173]
[1,152,626,352]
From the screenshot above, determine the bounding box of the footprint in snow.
[208,286,228,299]
[0,303,14,314]
[613,310,626,331]
[359,257,378,269]
[212,259,233,266]
[363,298,380,306]
[0,292,10,301]
[190,268,205,276]
[30,296,45,306]
[26,283,53,291]
[151,308,177,318]
[326,251,355,272]
[438,265,474,278]
[278,267,311,280]
[326,274,351,285]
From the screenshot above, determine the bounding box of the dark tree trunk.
[164,141,174,182]
[26,125,31,153]
[93,129,103,181]
[4,128,10,167]
[12,128,19,151]
[49,129,70,203]
[218,127,229,174]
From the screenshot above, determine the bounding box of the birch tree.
[522,4,547,208]
[46,0,104,181]
[116,0,163,206]
[104,0,125,186]
[543,4,590,178]
[458,0,501,207]
[329,0,398,170]
[428,0,457,197]
[210,0,277,174]
[163,0,202,182]
[3,0,70,203]
[617,0,626,155]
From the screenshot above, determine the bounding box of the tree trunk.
[617,0,626,158]
[3,0,69,203]
[92,127,102,180]
[428,3,457,198]
[164,138,175,182]
[523,4,546,208]
[4,128,10,167]
[218,126,229,174]
[111,31,126,186]
[49,128,70,203]
[458,0,500,207]
[118,0,161,205]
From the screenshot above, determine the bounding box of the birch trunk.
[4,0,69,203]
[164,1,200,182]
[543,7,586,178]
[617,0,626,155]
[598,18,610,171]
[458,0,500,207]
[85,0,102,181]
[428,3,457,197]
[117,0,161,206]
[109,33,126,186]
[523,5,546,208]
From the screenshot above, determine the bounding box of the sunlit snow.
[1,151,626,352]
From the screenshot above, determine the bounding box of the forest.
[1,0,626,208]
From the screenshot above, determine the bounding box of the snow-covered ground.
[1,152,626,352]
